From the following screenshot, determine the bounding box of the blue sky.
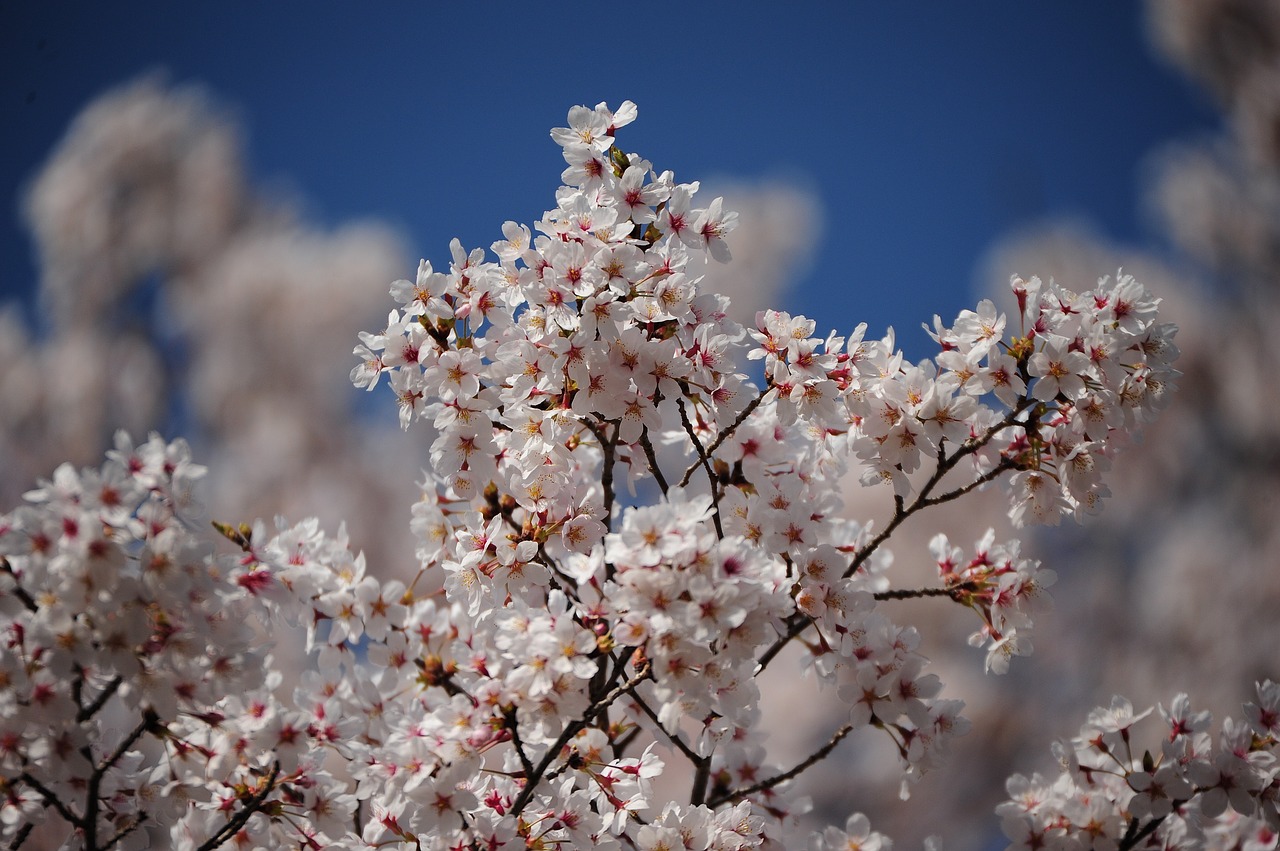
[1,1,1218,354]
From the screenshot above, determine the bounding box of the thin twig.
[709,723,855,807]
[582,418,620,534]
[1120,815,1161,850]
[625,686,710,804]
[102,813,148,851]
[511,656,650,817]
[7,820,34,850]
[875,586,958,601]
[755,398,1036,674]
[194,761,283,851]
[77,676,124,724]
[17,773,80,825]
[627,689,701,765]
[690,757,712,808]
[97,710,157,776]
[505,708,537,781]
[917,457,1019,511]
[676,396,723,539]
[678,390,767,488]
[638,426,669,495]
[0,559,38,613]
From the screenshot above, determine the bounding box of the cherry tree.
[1,101,1275,851]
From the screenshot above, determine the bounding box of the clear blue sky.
[1,1,1218,354]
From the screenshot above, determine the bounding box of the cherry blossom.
[0,100,1206,851]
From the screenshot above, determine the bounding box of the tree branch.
[709,722,855,807]
[755,398,1036,675]
[505,708,537,782]
[678,390,767,488]
[1119,814,1166,850]
[638,426,669,496]
[194,761,282,851]
[77,676,124,724]
[874,586,963,601]
[676,395,723,539]
[6,821,34,850]
[626,688,702,767]
[0,558,38,614]
[102,813,148,851]
[17,772,80,826]
[582,418,619,534]
[510,655,651,817]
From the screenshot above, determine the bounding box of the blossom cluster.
[0,434,350,849]
[999,682,1280,849]
[928,530,1056,675]
[752,271,1179,524]
[340,100,1177,845]
[0,102,1189,850]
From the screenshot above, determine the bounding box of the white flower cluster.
[928,530,1056,675]
[999,683,1280,849]
[0,434,346,848]
[0,102,1187,850]
[752,271,1179,525]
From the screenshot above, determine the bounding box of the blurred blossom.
[691,179,823,322]
[175,224,420,572]
[0,311,165,497]
[176,225,404,429]
[1146,0,1280,107]
[1233,62,1280,168]
[1149,143,1280,278]
[952,214,1280,843]
[1145,0,1280,278]
[24,75,248,325]
[7,74,422,574]
[984,0,1280,740]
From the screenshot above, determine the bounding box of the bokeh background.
[3,1,1277,849]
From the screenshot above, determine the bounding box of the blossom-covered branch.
[0,101,1213,851]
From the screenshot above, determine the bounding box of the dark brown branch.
[690,757,712,808]
[875,586,959,601]
[194,761,282,851]
[97,710,157,776]
[7,820,34,850]
[17,772,80,826]
[909,398,1037,508]
[582,418,619,533]
[708,723,855,807]
[638,426,669,496]
[915,457,1018,511]
[505,708,537,781]
[678,390,767,488]
[76,676,123,724]
[1119,814,1166,850]
[78,710,159,849]
[510,655,650,817]
[627,689,702,766]
[755,398,1036,674]
[676,396,723,539]
[0,559,38,613]
[624,687,710,805]
[611,725,642,760]
[102,812,148,851]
